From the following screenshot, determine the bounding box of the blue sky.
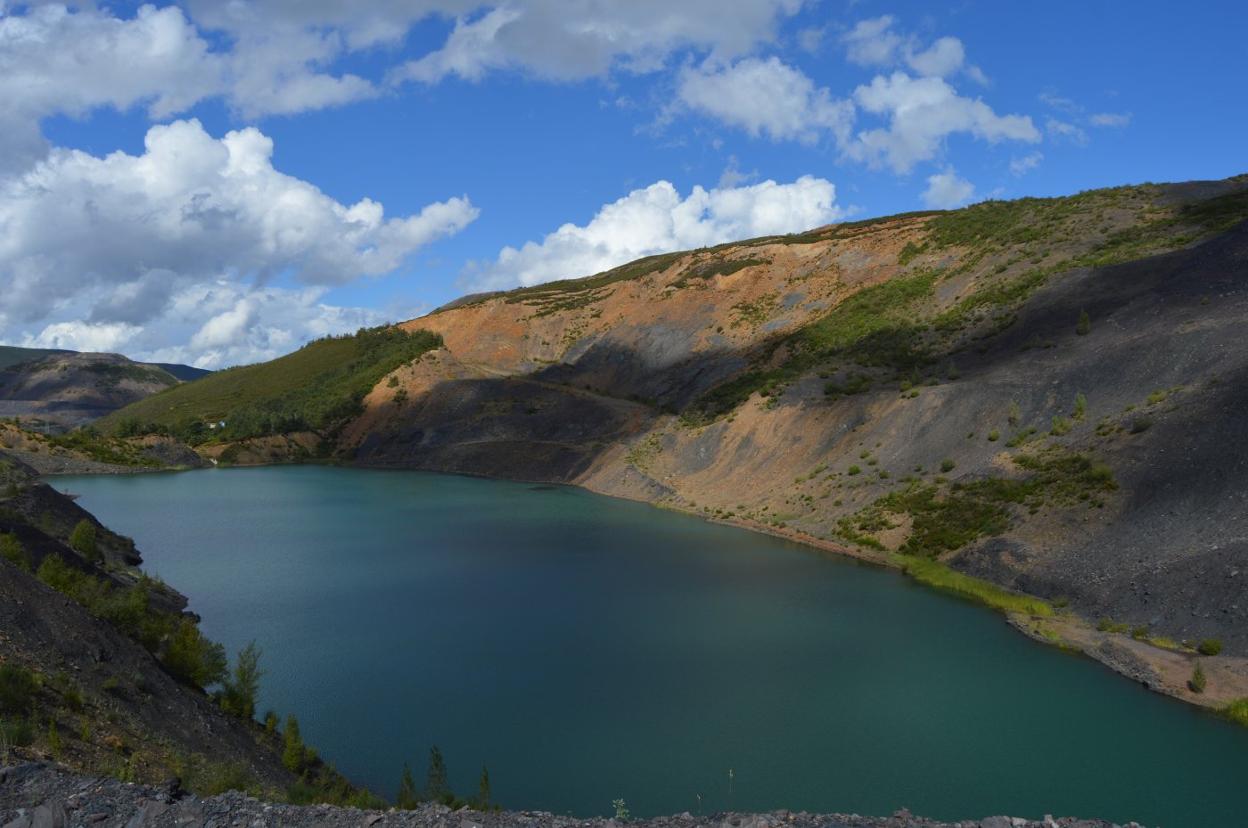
[2,1,1245,367]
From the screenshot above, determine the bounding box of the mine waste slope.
[101,175,1248,683]
[0,347,208,431]
[0,453,374,806]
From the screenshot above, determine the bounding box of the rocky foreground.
[0,764,1148,828]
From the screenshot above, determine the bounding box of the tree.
[163,618,227,688]
[69,520,99,563]
[397,763,420,809]
[220,641,263,720]
[1076,309,1091,336]
[282,715,305,773]
[425,745,451,803]
[476,765,491,810]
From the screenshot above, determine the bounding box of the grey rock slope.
[0,764,1144,828]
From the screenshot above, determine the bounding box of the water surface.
[53,467,1248,825]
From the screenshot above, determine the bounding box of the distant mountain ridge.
[0,346,209,430]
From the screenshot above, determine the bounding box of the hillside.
[0,451,379,805]
[0,348,208,431]
[104,175,1248,672]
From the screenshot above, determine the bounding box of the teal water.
[52,467,1248,826]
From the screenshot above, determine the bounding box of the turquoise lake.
[52,466,1248,825]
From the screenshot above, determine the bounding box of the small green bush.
[1224,698,1248,727]
[1189,661,1207,694]
[1072,393,1088,420]
[163,618,227,688]
[69,520,99,563]
[1050,416,1073,436]
[987,429,1000,442]
[940,459,956,473]
[1129,416,1153,434]
[1198,638,1223,656]
[0,663,37,716]
[1076,309,1091,335]
[0,533,30,572]
[847,465,862,475]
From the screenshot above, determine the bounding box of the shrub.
[1050,416,1073,436]
[69,520,99,563]
[1007,400,1021,427]
[1072,393,1088,420]
[1076,309,1091,335]
[940,458,956,473]
[0,663,37,717]
[847,465,862,475]
[0,533,30,572]
[1129,415,1153,434]
[163,618,227,688]
[1198,638,1223,656]
[1224,698,1248,727]
[1189,661,1207,694]
[987,429,1000,442]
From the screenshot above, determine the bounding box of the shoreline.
[42,456,1248,726]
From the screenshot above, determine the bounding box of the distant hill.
[0,346,71,371]
[0,347,209,430]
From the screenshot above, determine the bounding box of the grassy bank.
[899,557,1053,617]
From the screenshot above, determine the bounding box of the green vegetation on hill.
[835,448,1117,558]
[99,327,442,444]
[685,270,938,423]
[681,182,1248,425]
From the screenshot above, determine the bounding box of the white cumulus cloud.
[0,119,476,327]
[921,168,976,209]
[389,0,803,84]
[846,72,1039,173]
[676,57,854,144]
[1010,152,1044,177]
[0,119,476,365]
[466,176,843,290]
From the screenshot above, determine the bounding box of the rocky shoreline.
[0,764,1148,828]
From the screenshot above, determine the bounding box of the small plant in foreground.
[1076,309,1091,335]
[1198,638,1223,656]
[1072,393,1088,420]
[613,798,631,821]
[940,458,956,473]
[397,763,419,809]
[69,520,99,563]
[1189,661,1207,694]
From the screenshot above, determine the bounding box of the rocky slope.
[0,763,1145,828]
[0,349,207,431]
[0,453,385,805]
[102,175,1248,690]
